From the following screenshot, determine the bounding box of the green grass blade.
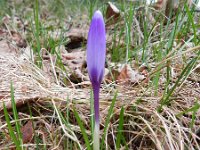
[159,50,200,111]
[73,107,91,150]
[34,0,40,53]
[176,102,200,117]
[176,101,200,128]
[10,82,22,145]
[27,102,39,149]
[52,99,81,149]
[116,106,124,150]
[100,91,117,150]
[185,3,197,45]
[165,14,178,93]
[121,134,129,150]
[33,0,42,67]
[3,102,21,150]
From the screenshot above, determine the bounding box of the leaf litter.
[0,0,200,149]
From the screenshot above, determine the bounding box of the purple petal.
[87,10,106,86]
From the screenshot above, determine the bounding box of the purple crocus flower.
[86,10,106,150]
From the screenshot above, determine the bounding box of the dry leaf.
[106,2,120,26]
[153,0,166,10]
[153,0,192,21]
[21,121,34,143]
[105,68,120,83]
[61,50,88,84]
[11,31,27,48]
[69,68,89,84]
[117,64,145,84]
[139,65,150,84]
[66,28,87,51]
[62,51,85,70]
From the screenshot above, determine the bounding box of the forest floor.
[0,0,200,149]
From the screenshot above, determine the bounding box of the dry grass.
[0,45,199,149]
[0,0,200,149]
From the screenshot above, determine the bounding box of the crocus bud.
[86,10,106,150]
[87,10,106,87]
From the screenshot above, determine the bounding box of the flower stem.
[94,121,99,150]
[93,84,100,150]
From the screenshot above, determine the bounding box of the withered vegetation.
[0,0,199,149]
